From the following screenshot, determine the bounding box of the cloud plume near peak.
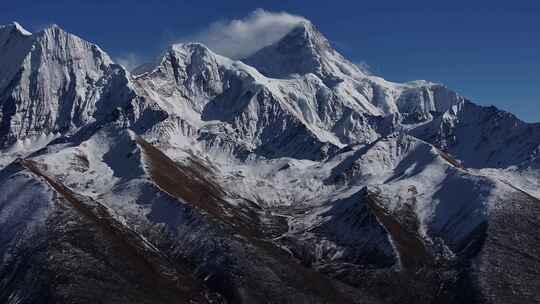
[183,9,307,59]
[114,52,145,71]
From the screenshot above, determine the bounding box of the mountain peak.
[0,21,32,36]
[31,23,113,65]
[36,23,74,40]
[40,23,62,32]
[159,42,226,70]
[244,20,366,81]
[170,42,215,57]
[11,21,32,36]
[0,22,35,95]
[284,20,332,51]
[0,21,129,148]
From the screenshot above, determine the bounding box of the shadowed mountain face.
[0,21,539,304]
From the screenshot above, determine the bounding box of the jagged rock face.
[412,100,540,168]
[394,83,465,123]
[0,23,34,94]
[0,23,135,148]
[135,43,227,114]
[1,19,540,304]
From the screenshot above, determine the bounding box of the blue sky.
[2,0,539,122]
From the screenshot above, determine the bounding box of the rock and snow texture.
[0,23,135,150]
[412,100,540,168]
[0,19,539,304]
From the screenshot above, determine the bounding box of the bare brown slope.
[135,136,263,238]
[363,188,432,272]
[18,159,215,304]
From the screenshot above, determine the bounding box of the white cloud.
[183,9,307,59]
[114,53,145,71]
[355,61,372,75]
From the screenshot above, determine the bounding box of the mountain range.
[0,20,539,304]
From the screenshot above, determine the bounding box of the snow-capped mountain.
[0,23,134,143]
[0,20,539,304]
[412,100,540,168]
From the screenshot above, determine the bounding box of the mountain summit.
[0,21,539,304]
[0,23,133,149]
[245,21,367,81]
